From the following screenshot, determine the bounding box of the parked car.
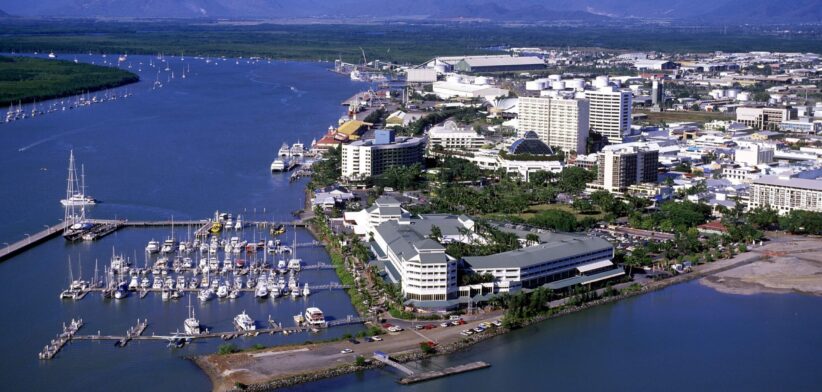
[371,336,383,342]
[340,348,353,354]
[348,338,360,344]
[440,322,451,328]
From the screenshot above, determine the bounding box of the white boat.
[278,143,291,157]
[216,283,229,299]
[145,240,160,254]
[60,193,97,206]
[48,52,56,58]
[197,288,214,302]
[302,283,310,297]
[160,238,178,254]
[234,311,256,331]
[287,258,301,271]
[304,307,326,327]
[234,215,243,231]
[228,289,239,299]
[60,159,97,206]
[254,284,268,298]
[128,276,139,291]
[114,287,128,300]
[184,296,201,335]
[290,142,305,157]
[270,157,297,172]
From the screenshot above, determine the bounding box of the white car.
[371,336,383,341]
[440,322,451,328]
[340,348,353,354]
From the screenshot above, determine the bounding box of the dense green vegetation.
[2,20,818,65]
[0,55,138,107]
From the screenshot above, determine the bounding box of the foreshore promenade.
[194,231,810,391]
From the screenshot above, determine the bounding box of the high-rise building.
[518,96,589,153]
[585,87,633,144]
[341,130,426,180]
[588,144,659,193]
[651,80,664,111]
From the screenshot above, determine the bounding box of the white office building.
[749,175,822,213]
[584,87,632,144]
[341,132,426,180]
[518,96,590,153]
[734,143,774,166]
[427,121,486,153]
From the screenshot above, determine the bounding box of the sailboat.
[62,151,93,241]
[287,226,301,271]
[60,152,97,206]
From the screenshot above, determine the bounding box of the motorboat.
[184,296,200,335]
[128,276,139,291]
[233,311,256,331]
[145,240,160,254]
[254,284,268,298]
[304,307,326,327]
[302,283,310,297]
[197,288,214,302]
[216,283,229,299]
[161,238,178,254]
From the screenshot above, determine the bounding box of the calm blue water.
[0,54,365,391]
[2,54,821,392]
[290,282,822,392]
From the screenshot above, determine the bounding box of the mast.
[80,164,87,197]
[64,150,77,231]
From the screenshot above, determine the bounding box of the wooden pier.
[398,361,491,384]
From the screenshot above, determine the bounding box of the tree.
[747,207,779,230]
[572,198,595,214]
[556,167,596,194]
[779,210,822,235]
[528,209,578,232]
[525,233,540,246]
[429,224,442,242]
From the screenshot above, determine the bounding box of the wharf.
[1,218,309,262]
[1,221,68,262]
[398,361,491,384]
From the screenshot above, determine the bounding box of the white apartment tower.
[585,87,632,144]
[519,96,590,154]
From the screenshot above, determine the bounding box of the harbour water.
[1,54,821,392]
[0,54,366,390]
[289,282,822,392]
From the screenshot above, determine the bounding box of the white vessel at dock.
[234,311,256,331]
[270,157,298,172]
[145,240,160,254]
[184,296,201,335]
[304,307,326,327]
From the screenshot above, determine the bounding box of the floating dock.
[0,218,308,262]
[38,318,83,360]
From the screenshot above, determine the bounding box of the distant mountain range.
[0,0,819,24]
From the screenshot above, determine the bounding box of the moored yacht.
[233,311,256,331]
[184,297,201,335]
[145,240,160,254]
[304,307,326,327]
